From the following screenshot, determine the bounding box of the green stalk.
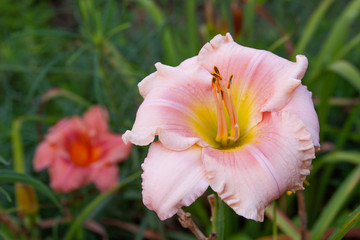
[11,116,59,173]
[12,119,25,173]
[212,194,224,240]
[273,201,277,240]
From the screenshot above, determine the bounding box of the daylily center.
[68,138,101,167]
[211,66,240,146]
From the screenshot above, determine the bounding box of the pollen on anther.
[227,74,233,89]
[211,72,222,80]
[212,77,216,87]
[214,66,220,74]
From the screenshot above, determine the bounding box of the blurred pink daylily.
[123,33,319,221]
[34,106,132,193]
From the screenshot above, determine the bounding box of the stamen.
[227,74,233,89]
[220,90,224,100]
[211,67,240,145]
[212,77,216,88]
[227,90,240,141]
[212,79,228,145]
[214,66,220,75]
[211,72,222,80]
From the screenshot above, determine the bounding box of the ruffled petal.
[142,142,209,220]
[34,142,56,171]
[202,111,315,221]
[282,85,320,149]
[49,158,91,193]
[96,133,132,164]
[91,165,118,192]
[83,106,109,135]
[123,57,216,150]
[198,33,308,130]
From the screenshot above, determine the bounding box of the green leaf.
[64,171,141,240]
[0,170,61,210]
[310,165,360,240]
[328,60,360,93]
[328,205,360,240]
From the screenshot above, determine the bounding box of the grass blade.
[294,0,334,55]
[186,0,200,56]
[335,32,360,59]
[307,0,360,84]
[312,151,360,175]
[0,186,12,202]
[265,205,300,240]
[328,60,360,93]
[64,171,141,240]
[242,0,257,43]
[135,0,177,65]
[335,101,360,149]
[0,155,10,166]
[26,51,69,101]
[0,170,61,210]
[310,165,360,240]
[328,205,360,240]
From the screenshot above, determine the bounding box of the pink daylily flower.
[34,106,132,193]
[123,33,319,221]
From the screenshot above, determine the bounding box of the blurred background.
[0,0,359,239]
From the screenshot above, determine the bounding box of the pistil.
[211,66,240,145]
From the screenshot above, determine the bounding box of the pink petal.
[34,142,55,171]
[83,106,109,135]
[202,111,315,221]
[46,117,87,147]
[142,142,209,220]
[91,165,118,192]
[96,133,132,164]
[123,57,215,151]
[198,33,308,130]
[49,157,91,193]
[282,85,320,149]
[45,118,72,144]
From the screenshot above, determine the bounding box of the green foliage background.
[0,0,359,239]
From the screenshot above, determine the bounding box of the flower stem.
[273,201,278,240]
[177,208,217,240]
[297,190,308,240]
[209,194,224,240]
[177,209,206,240]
